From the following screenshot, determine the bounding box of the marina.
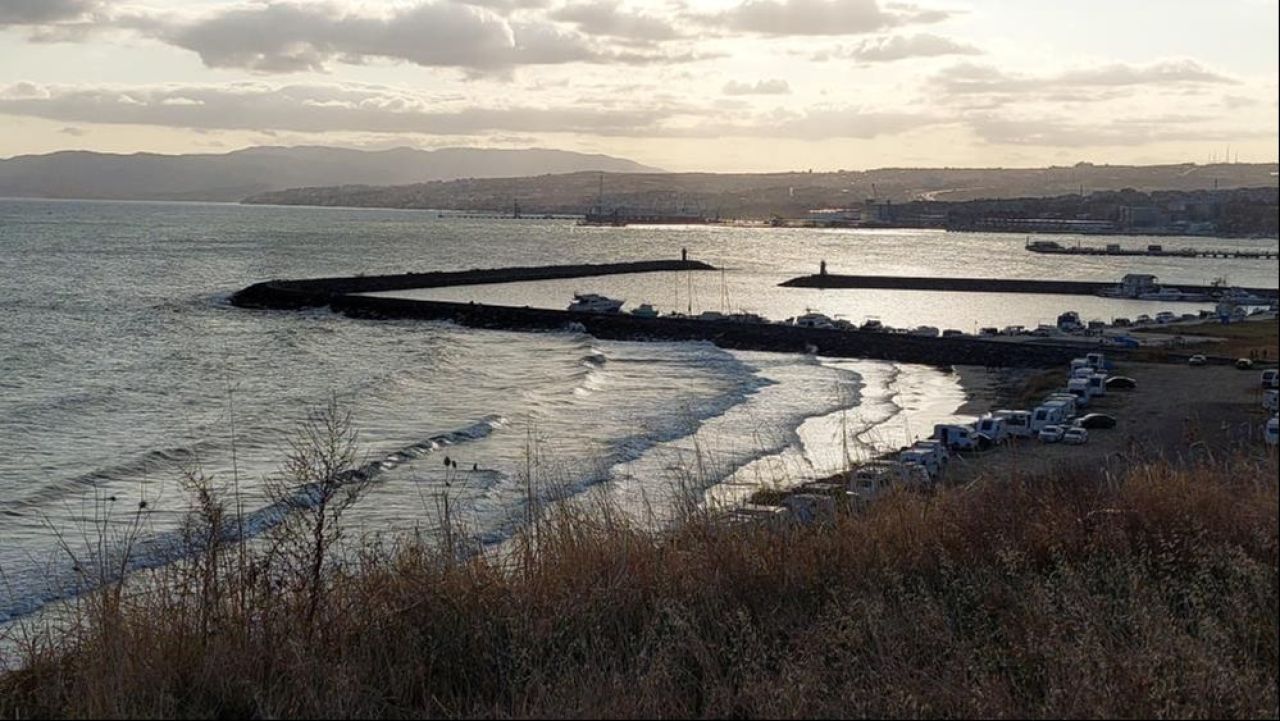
[780,270,1280,302]
[1025,238,1278,260]
[232,259,1111,368]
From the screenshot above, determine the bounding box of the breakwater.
[779,274,1280,300]
[231,259,715,309]
[231,260,1105,368]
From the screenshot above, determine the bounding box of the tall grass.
[1,412,1276,718]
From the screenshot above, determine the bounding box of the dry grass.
[2,450,1277,719]
[1134,317,1280,361]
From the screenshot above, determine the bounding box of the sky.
[0,0,1276,172]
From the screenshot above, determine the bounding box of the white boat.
[1136,288,1210,302]
[1216,288,1272,305]
[568,293,624,313]
[789,311,836,329]
[910,325,939,337]
[629,302,660,318]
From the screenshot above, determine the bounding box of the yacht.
[789,312,837,329]
[629,303,660,318]
[568,293,624,314]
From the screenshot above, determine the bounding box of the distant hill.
[243,162,1279,219]
[0,146,662,202]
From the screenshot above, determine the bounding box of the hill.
[244,162,1279,218]
[0,146,662,202]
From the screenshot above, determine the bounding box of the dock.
[779,273,1280,301]
[1025,240,1278,260]
[231,260,1121,368]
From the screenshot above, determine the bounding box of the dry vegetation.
[1,405,1277,719]
[1134,318,1280,361]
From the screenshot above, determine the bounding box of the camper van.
[1045,393,1081,416]
[1085,352,1107,370]
[975,415,1010,444]
[931,424,986,451]
[1070,358,1091,373]
[1086,373,1107,397]
[1067,378,1092,404]
[993,410,1033,439]
[1031,403,1067,432]
[898,449,942,478]
[847,461,932,499]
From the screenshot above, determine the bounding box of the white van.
[994,410,1033,438]
[1045,394,1081,416]
[1086,352,1106,370]
[975,415,1010,444]
[1262,369,1279,389]
[1265,415,1279,446]
[1071,366,1096,380]
[898,449,941,478]
[1031,403,1067,432]
[1067,377,1092,402]
[1264,389,1279,413]
[932,424,985,451]
[847,461,931,498]
[1087,373,1107,397]
[1070,358,1091,373]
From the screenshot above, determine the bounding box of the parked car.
[1156,311,1177,324]
[1188,354,1207,366]
[1105,376,1137,390]
[1112,317,1131,327]
[1266,415,1279,446]
[1076,413,1117,429]
[1134,314,1152,324]
[1262,369,1279,388]
[1264,390,1279,413]
[942,329,965,337]
[1062,427,1089,445]
[1236,358,1255,370]
[1038,425,1067,443]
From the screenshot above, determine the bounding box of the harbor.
[232,259,1119,368]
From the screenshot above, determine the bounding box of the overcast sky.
[1,0,1276,171]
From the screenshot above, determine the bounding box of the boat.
[788,311,836,329]
[1135,288,1210,302]
[567,293,624,313]
[1215,287,1272,305]
[629,303,660,318]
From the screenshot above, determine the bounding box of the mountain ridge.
[0,146,663,202]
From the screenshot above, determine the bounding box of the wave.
[0,414,510,624]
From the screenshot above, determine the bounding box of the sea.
[1,197,1276,626]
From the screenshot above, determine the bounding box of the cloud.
[703,0,949,36]
[0,82,673,135]
[723,79,791,95]
[934,59,1237,97]
[58,126,87,136]
[135,1,597,74]
[0,0,100,25]
[550,1,681,42]
[816,33,979,62]
[12,0,691,74]
[965,113,1269,147]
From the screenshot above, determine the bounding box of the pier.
[1025,239,1278,260]
[232,260,1118,368]
[779,273,1280,301]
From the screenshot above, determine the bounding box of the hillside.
[0,146,661,202]
[243,162,1280,218]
